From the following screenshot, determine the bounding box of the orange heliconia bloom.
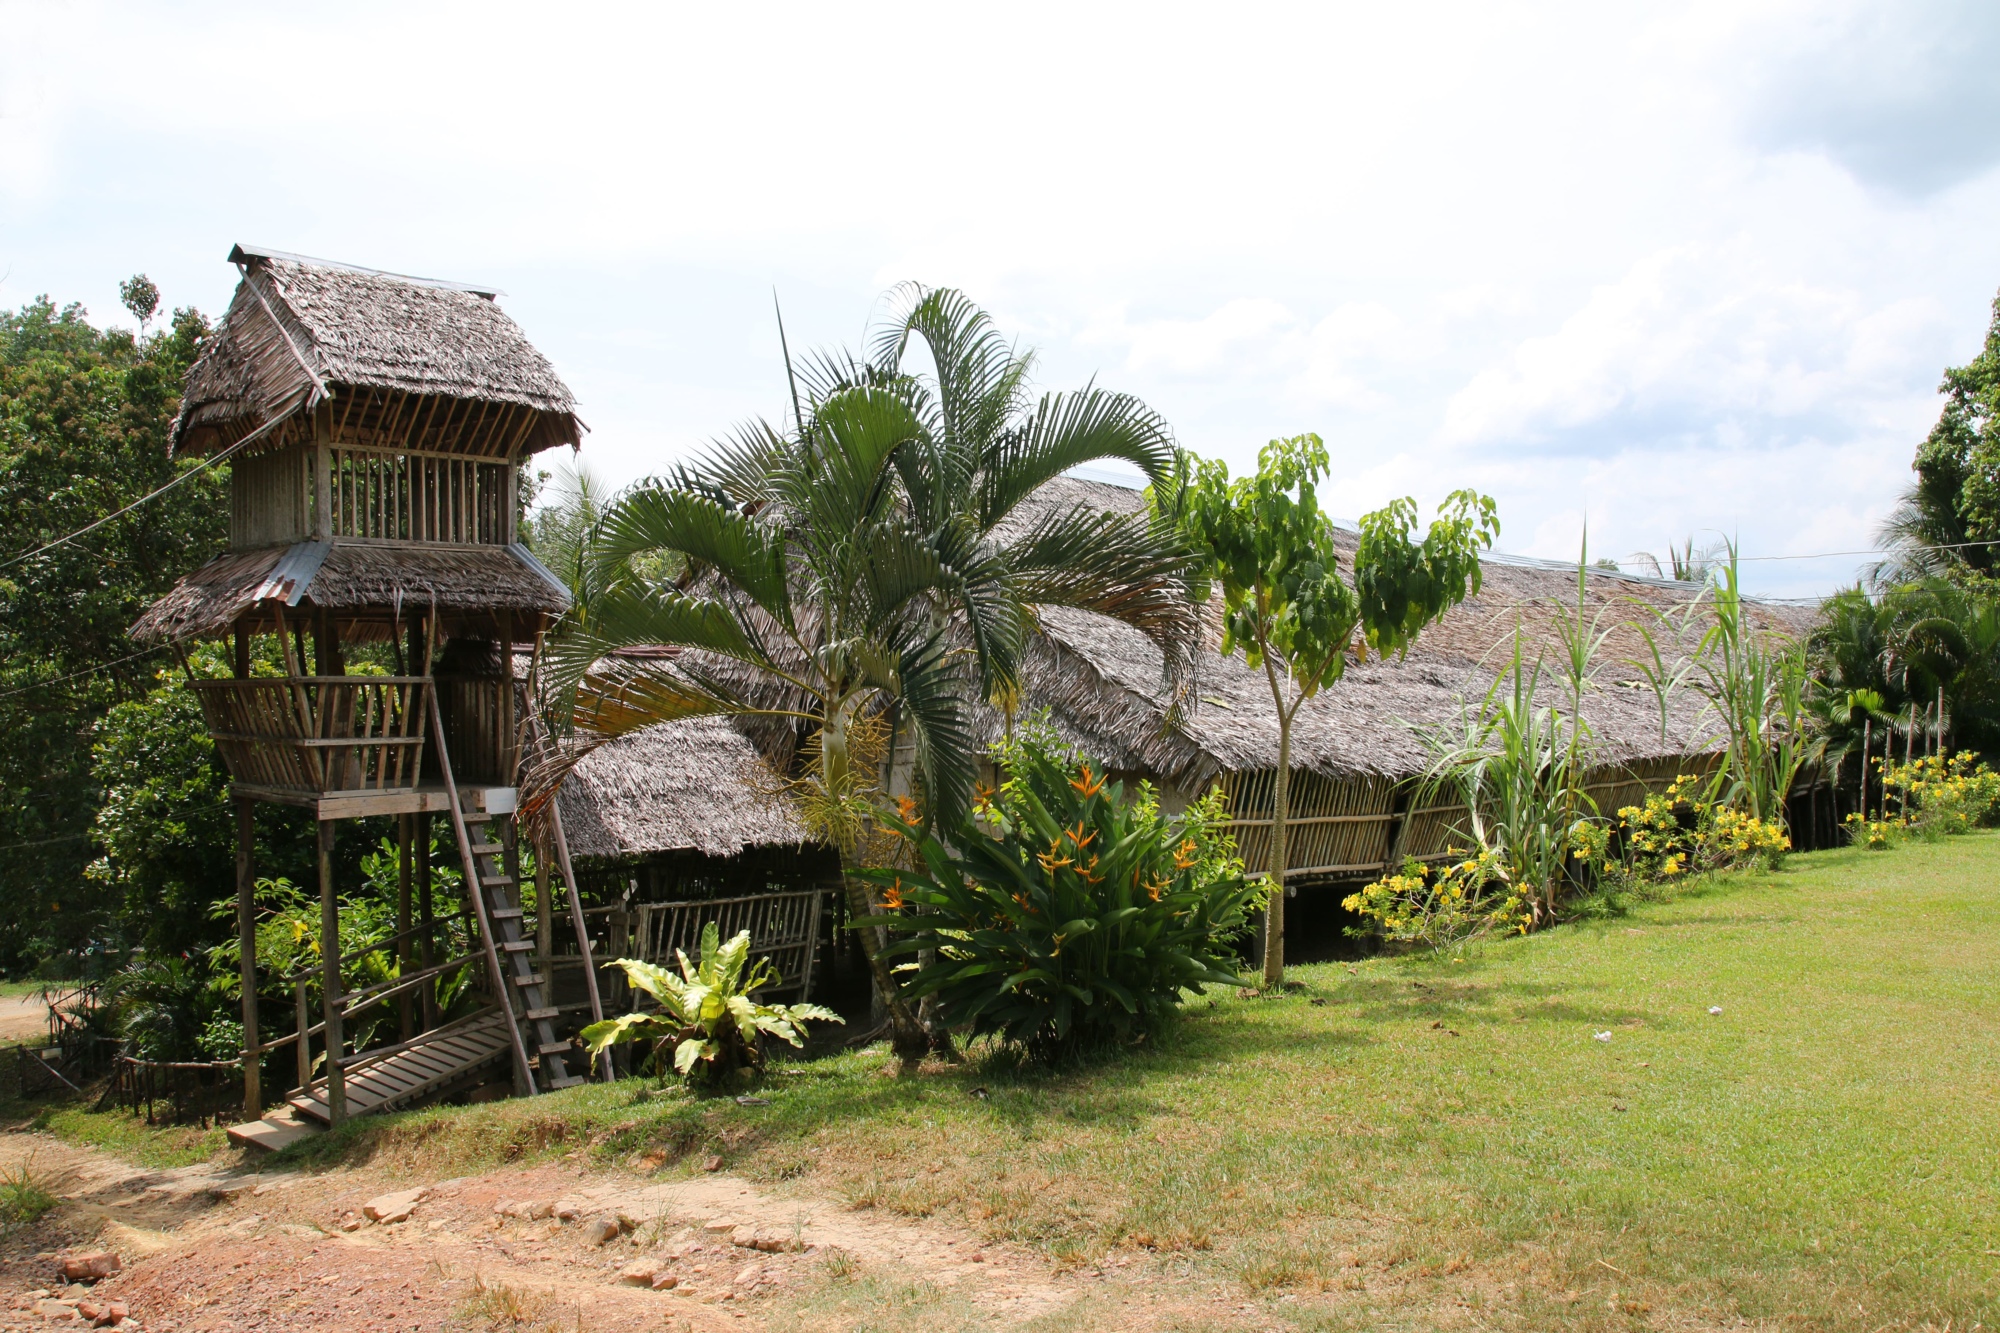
[1070,763,1105,797]
[1173,838,1199,869]
[880,880,906,911]
[1065,821,1097,849]
[894,794,921,824]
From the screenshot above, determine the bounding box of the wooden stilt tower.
[132,246,605,1130]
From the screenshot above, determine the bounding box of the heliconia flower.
[881,880,906,911]
[1070,763,1106,797]
[895,794,921,824]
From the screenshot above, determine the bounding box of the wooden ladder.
[428,693,581,1095]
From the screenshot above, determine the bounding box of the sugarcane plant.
[580,924,842,1088]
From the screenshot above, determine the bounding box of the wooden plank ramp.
[288,1009,514,1126]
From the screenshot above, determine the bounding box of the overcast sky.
[4,0,1998,596]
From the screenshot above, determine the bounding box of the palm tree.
[543,291,1199,1061]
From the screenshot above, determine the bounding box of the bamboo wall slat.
[192,677,430,794]
[230,447,310,550]
[1220,770,1399,875]
[325,448,509,545]
[1223,756,1718,880]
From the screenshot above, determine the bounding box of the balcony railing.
[191,676,431,794]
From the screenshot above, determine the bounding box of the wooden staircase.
[252,694,589,1141]
[451,802,583,1093]
[288,1009,514,1125]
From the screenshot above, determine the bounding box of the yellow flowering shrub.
[1615,775,1791,878]
[1842,812,1898,850]
[1343,850,1521,953]
[1877,754,2000,837]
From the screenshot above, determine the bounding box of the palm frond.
[978,387,1176,528]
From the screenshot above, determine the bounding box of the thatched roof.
[129,539,570,642]
[555,716,810,859]
[169,245,582,458]
[1006,477,1818,790]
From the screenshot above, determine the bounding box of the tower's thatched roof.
[169,245,582,458]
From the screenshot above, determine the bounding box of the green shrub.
[1879,753,2000,836]
[1342,849,1523,953]
[0,1163,55,1233]
[859,720,1257,1064]
[1615,775,1791,878]
[581,924,841,1087]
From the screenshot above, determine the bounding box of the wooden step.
[524,1007,561,1021]
[480,873,516,888]
[489,907,524,921]
[511,974,547,988]
[500,940,535,953]
[537,1040,574,1056]
[470,841,504,855]
[544,1075,584,1090]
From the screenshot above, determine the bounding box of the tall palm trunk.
[822,708,929,1062]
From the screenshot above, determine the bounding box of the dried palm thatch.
[169,245,582,458]
[129,540,570,642]
[1003,477,1818,792]
[554,716,810,859]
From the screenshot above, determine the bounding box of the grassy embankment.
[26,836,2000,1328]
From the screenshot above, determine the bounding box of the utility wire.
[0,644,168,701]
[0,800,233,854]
[0,419,278,573]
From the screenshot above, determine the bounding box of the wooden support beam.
[397,814,414,1043]
[235,797,260,1120]
[418,814,438,1031]
[318,820,345,1124]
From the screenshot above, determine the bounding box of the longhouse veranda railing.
[191,676,431,793]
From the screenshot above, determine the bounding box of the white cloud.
[0,0,1995,599]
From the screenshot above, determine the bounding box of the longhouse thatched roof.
[555,716,810,860]
[129,540,571,642]
[169,245,582,458]
[1005,477,1818,791]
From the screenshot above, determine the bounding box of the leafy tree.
[1165,435,1497,984]
[1877,287,2000,586]
[0,291,223,970]
[549,289,1197,1062]
[88,642,321,960]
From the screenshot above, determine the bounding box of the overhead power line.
[0,418,279,573]
[0,644,168,701]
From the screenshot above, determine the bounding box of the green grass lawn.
[110,837,2000,1327]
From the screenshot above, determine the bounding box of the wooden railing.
[630,890,827,999]
[191,676,431,794]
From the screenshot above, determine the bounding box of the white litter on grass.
[1593,1031,1612,1042]
[1708,1006,1724,1016]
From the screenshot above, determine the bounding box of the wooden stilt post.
[235,796,260,1120]
[418,815,438,1031]
[294,977,311,1092]
[397,814,414,1042]
[319,819,345,1124]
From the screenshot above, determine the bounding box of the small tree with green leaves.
[1164,434,1497,984]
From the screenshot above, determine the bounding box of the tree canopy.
[0,294,228,968]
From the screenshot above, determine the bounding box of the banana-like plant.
[580,924,842,1087]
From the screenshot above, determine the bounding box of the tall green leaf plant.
[1164,435,1497,983]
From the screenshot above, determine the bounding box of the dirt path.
[0,999,49,1048]
[0,1132,1258,1333]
